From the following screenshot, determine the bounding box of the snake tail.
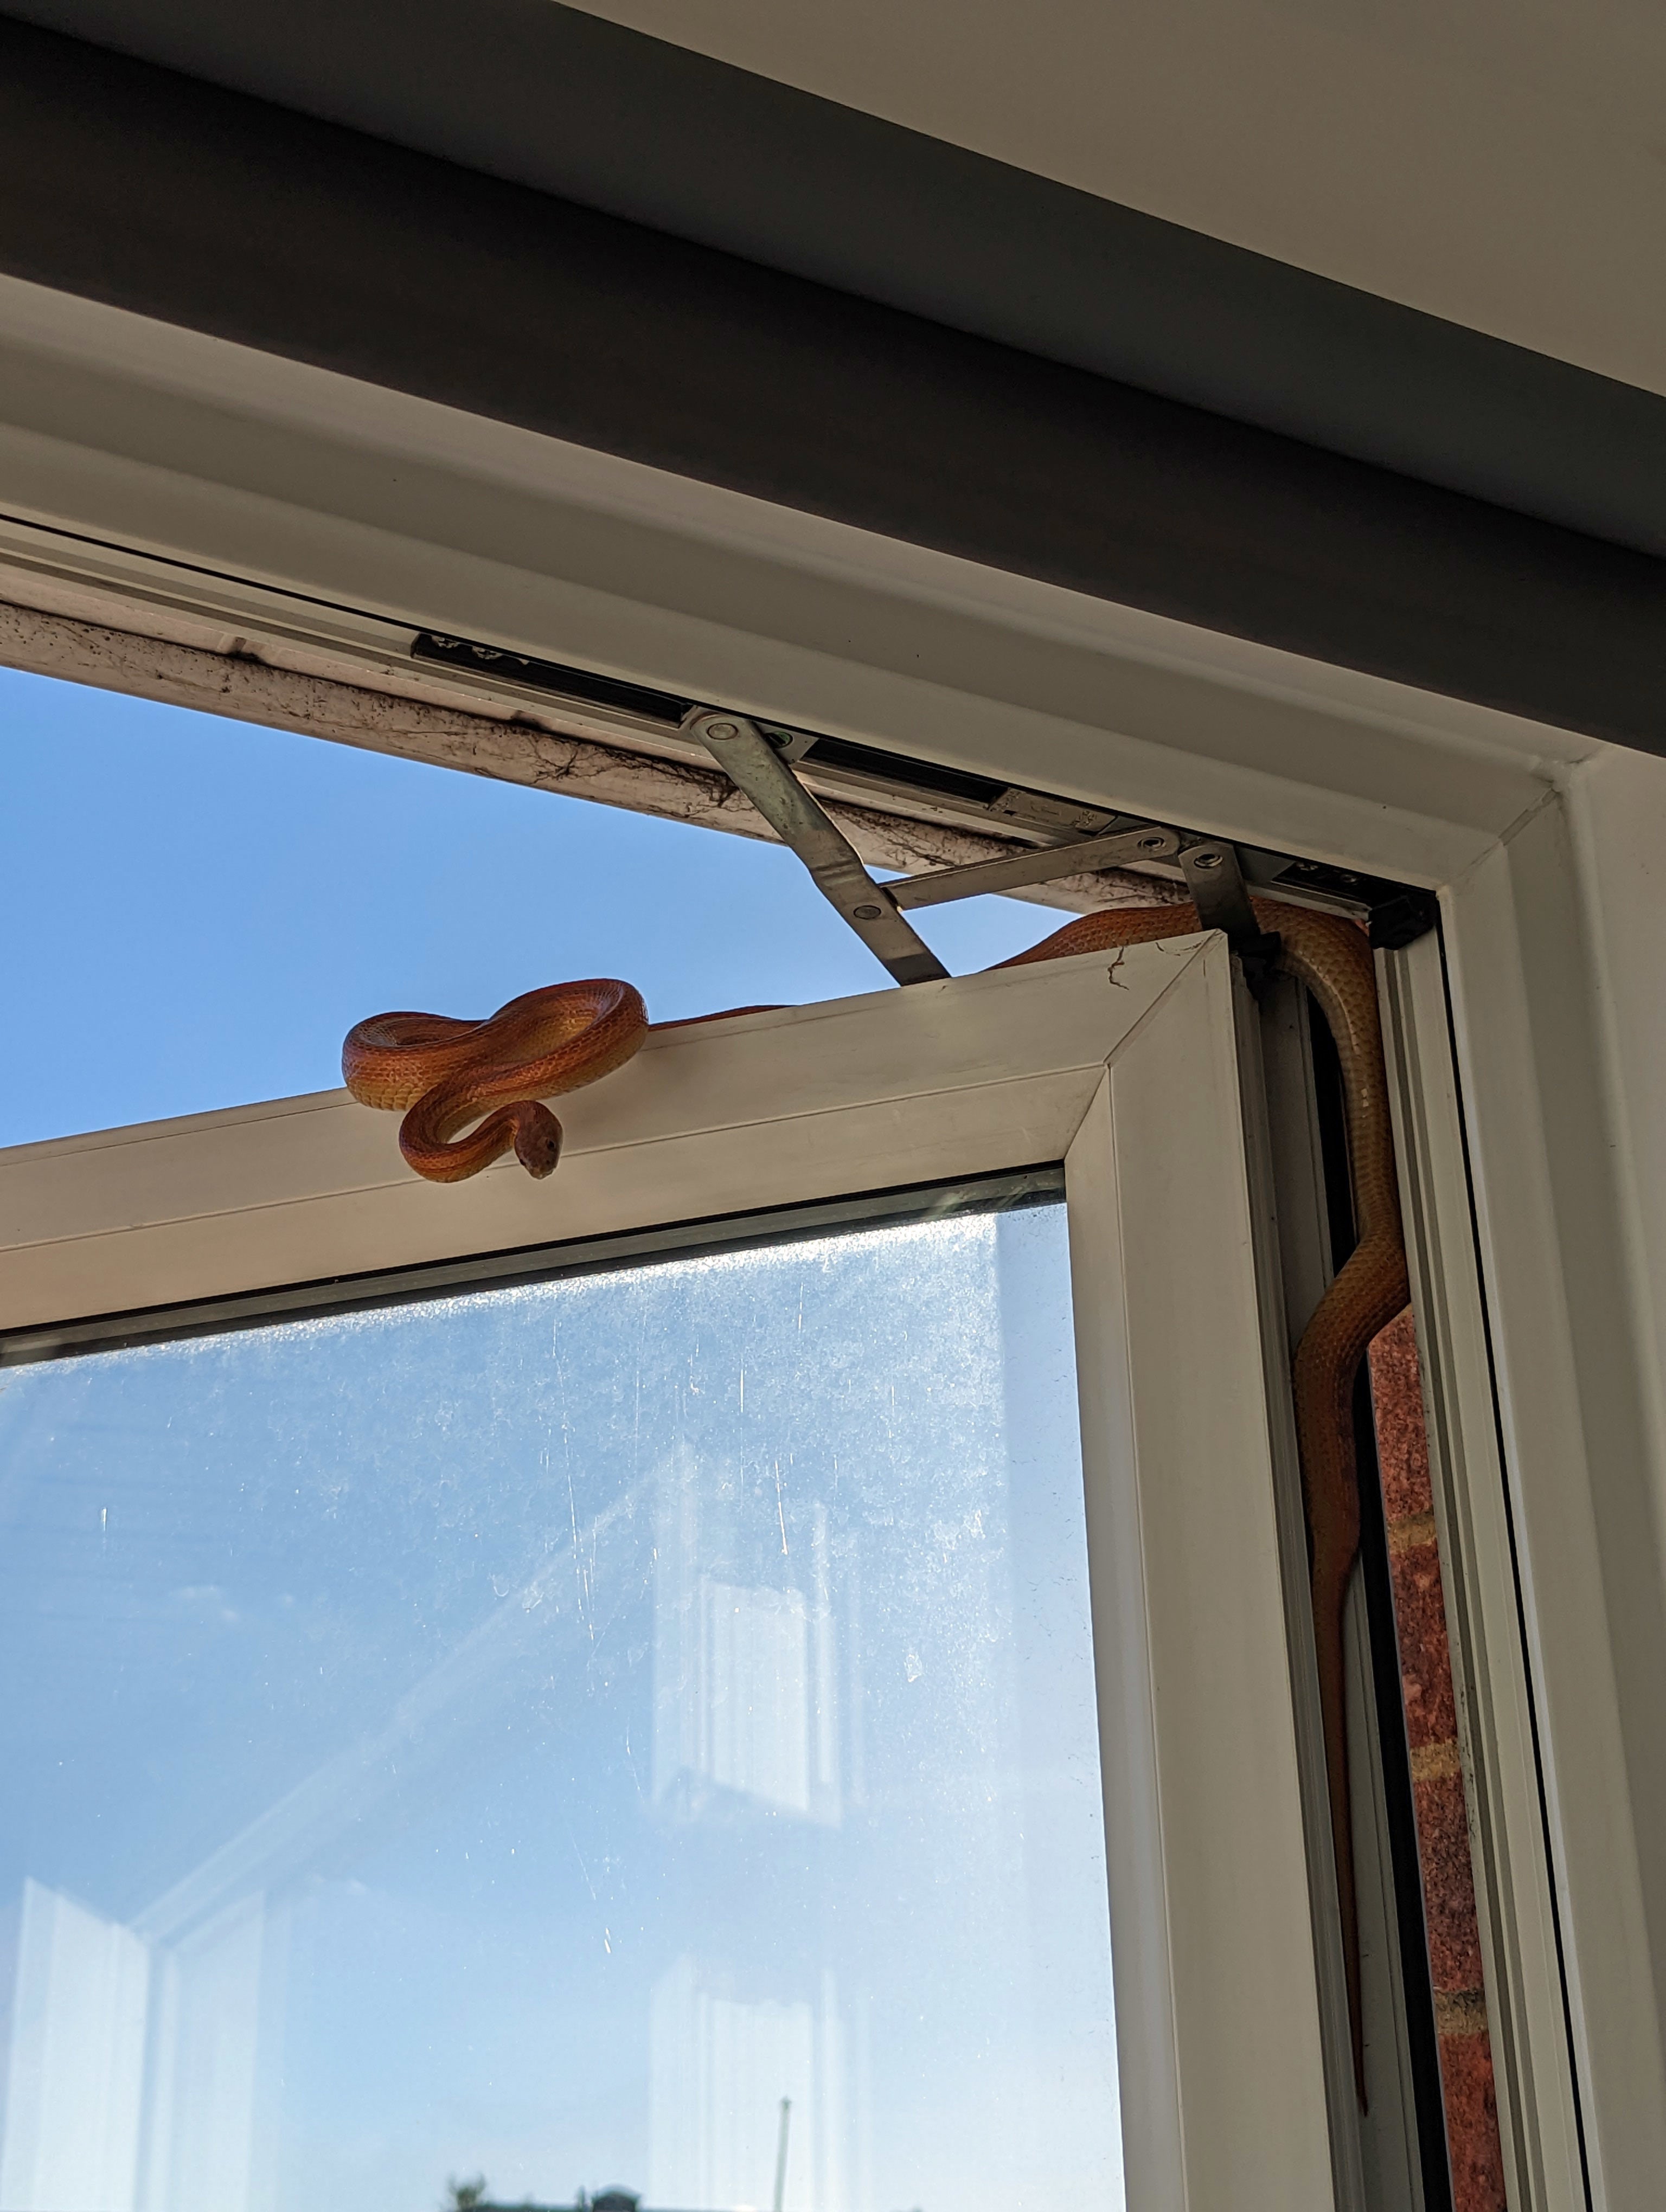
[999,896,1408,2109]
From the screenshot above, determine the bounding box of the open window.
[0,274,1583,2211]
[0,934,1344,2210]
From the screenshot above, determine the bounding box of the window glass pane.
[0,1201,1121,2212]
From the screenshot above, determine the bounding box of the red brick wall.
[1369,1309,1507,2211]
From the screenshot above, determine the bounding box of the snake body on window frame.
[343,896,1408,2102]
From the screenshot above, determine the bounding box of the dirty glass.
[0,1201,1122,2212]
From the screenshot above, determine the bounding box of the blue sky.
[0,667,1061,1148]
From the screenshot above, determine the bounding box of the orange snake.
[343,897,1405,2098]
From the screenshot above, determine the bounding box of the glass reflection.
[0,1205,1122,2212]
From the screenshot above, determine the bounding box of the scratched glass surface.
[0,1204,1122,2212]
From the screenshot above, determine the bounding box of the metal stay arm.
[692,708,1230,983]
[690,710,950,984]
[890,822,1178,906]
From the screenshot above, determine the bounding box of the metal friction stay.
[690,710,950,984]
[401,633,1439,951]
[689,709,1184,983]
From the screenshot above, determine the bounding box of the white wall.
[566,0,1666,397]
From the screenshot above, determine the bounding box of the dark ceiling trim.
[8,0,1666,563]
[0,17,1663,753]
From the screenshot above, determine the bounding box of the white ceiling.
[571,0,1666,399]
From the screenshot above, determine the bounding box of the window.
[1,1182,1118,2212]
[0,937,1330,2207]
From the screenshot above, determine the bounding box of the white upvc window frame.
[0,936,1334,2209]
[7,267,1661,2206]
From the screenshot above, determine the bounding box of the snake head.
[511,1103,563,1179]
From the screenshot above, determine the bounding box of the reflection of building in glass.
[0,1881,147,2212]
[699,1580,813,1811]
[0,1505,628,2212]
[0,1877,282,2212]
[653,1470,841,1825]
[651,1456,862,2210]
[649,1958,847,2212]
